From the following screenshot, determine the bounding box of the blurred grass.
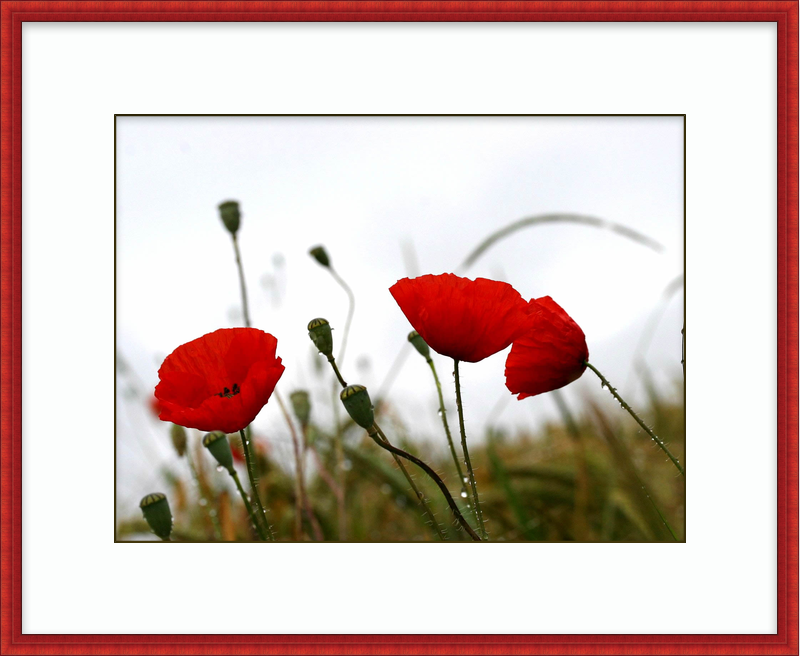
[117,376,685,542]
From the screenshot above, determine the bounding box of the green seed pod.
[170,423,187,457]
[308,318,334,357]
[289,390,311,428]
[340,384,375,430]
[407,330,430,359]
[140,493,173,541]
[218,200,241,235]
[202,431,234,472]
[309,245,330,268]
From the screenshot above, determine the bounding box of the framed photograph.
[2,2,796,654]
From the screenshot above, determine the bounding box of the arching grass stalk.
[585,362,684,476]
[453,360,488,539]
[366,423,480,542]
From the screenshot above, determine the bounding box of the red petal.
[390,273,532,362]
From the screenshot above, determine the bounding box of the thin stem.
[275,391,315,540]
[426,357,468,487]
[231,234,251,328]
[323,356,348,540]
[585,362,685,476]
[453,360,488,540]
[239,428,274,539]
[327,356,348,388]
[367,424,481,541]
[229,468,268,541]
[328,267,355,367]
[374,425,446,541]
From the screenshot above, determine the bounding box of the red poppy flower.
[505,296,589,399]
[390,273,533,363]
[155,328,285,434]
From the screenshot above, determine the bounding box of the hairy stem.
[426,357,468,489]
[585,362,684,476]
[229,468,268,541]
[374,425,446,541]
[239,429,274,539]
[453,359,488,539]
[367,424,481,541]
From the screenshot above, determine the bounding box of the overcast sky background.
[115,115,684,515]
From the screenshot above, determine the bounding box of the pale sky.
[115,115,684,514]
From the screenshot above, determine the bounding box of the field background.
[115,116,684,541]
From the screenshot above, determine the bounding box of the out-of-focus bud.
[140,493,173,541]
[309,245,330,268]
[218,200,241,235]
[407,330,431,359]
[289,390,311,428]
[170,424,187,457]
[308,318,333,357]
[202,431,234,472]
[340,384,374,430]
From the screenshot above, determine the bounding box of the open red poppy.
[505,296,589,399]
[155,328,285,434]
[390,273,532,363]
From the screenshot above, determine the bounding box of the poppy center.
[216,383,241,399]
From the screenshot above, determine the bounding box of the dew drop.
[460,490,468,498]
[216,465,225,472]
[342,459,353,471]
[198,498,208,506]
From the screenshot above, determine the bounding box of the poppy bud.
[309,245,330,268]
[289,390,311,428]
[140,493,173,541]
[202,431,234,473]
[218,200,241,235]
[407,330,430,359]
[170,423,187,457]
[340,384,374,430]
[308,318,333,357]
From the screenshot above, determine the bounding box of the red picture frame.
[1,2,797,654]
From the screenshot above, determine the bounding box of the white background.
[22,23,776,633]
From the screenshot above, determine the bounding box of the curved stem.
[328,267,355,367]
[453,360,488,539]
[374,425,446,541]
[229,468,268,541]
[585,362,684,475]
[239,428,274,539]
[367,424,481,541]
[327,355,348,388]
[426,357,468,487]
[231,234,251,328]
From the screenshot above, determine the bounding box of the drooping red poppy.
[505,296,589,399]
[390,273,533,363]
[155,328,285,434]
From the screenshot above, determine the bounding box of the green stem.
[229,468,268,541]
[239,428,274,540]
[585,362,685,476]
[453,360,488,539]
[231,234,251,328]
[374,425,446,541]
[327,355,348,388]
[367,423,481,541]
[328,268,355,367]
[426,357,468,489]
